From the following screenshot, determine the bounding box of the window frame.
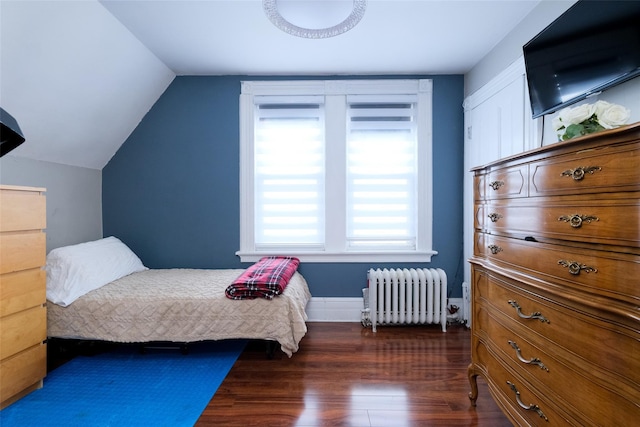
[237,79,436,263]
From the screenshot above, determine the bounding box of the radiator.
[365,268,447,332]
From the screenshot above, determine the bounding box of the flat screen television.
[523,0,640,118]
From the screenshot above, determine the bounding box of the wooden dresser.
[468,123,639,426]
[0,185,47,408]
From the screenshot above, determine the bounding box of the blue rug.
[1,340,245,427]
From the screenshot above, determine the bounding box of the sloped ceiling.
[0,0,540,170]
[0,0,174,170]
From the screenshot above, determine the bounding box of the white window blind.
[238,79,434,263]
[346,95,418,250]
[253,96,325,250]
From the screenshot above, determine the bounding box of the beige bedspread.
[47,269,311,357]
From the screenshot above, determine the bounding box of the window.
[238,80,435,263]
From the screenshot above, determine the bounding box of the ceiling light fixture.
[263,0,367,39]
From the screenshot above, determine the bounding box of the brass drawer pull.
[560,165,601,181]
[508,340,549,371]
[558,260,598,275]
[489,180,504,190]
[487,213,503,222]
[558,214,599,228]
[508,300,549,323]
[507,381,549,421]
[488,244,502,254]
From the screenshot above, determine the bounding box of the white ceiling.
[0,0,541,170]
[100,0,541,76]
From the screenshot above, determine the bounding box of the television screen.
[523,0,640,118]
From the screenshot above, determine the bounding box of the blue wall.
[103,75,465,298]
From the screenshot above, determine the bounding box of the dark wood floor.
[196,322,511,427]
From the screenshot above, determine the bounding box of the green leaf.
[562,119,605,140]
[563,123,584,140]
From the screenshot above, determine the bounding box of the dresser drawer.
[0,231,46,275]
[0,343,46,407]
[472,268,640,388]
[476,305,640,425]
[0,188,46,232]
[473,338,570,426]
[484,164,528,200]
[0,305,47,360]
[481,200,639,247]
[0,268,46,317]
[529,142,640,197]
[474,174,487,201]
[476,233,639,306]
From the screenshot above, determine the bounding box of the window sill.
[235,250,437,263]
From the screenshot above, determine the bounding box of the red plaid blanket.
[225,256,300,300]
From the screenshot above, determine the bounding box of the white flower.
[553,100,631,141]
[557,103,595,127]
[593,100,631,129]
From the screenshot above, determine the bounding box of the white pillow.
[46,236,147,307]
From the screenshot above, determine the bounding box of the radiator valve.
[361,288,371,327]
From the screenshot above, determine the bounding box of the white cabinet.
[462,57,541,320]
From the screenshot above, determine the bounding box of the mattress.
[47,268,311,357]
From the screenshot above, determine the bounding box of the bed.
[45,237,311,357]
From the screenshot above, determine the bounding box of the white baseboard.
[306,297,363,322]
[306,297,464,322]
